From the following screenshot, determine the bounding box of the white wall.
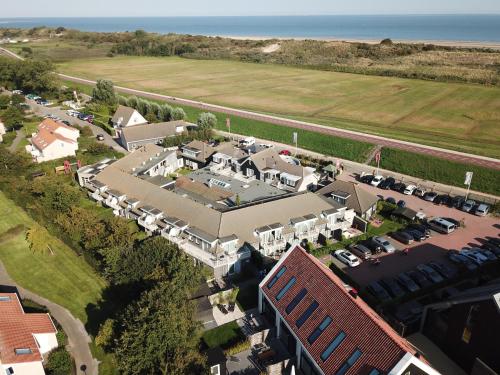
[54,126,79,141]
[124,111,147,127]
[33,332,58,356]
[33,141,78,163]
[1,361,46,375]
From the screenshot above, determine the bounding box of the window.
[296,301,319,328]
[368,369,381,375]
[210,364,221,375]
[0,296,11,302]
[276,277,296,301]
[15,348,33,355]
[335,349,362,375]
[308,316,332,344]
[320,331,346,362]
[267,266,286,289]
[285,288,307,314]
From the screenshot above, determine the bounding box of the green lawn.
[57,55,500,158]
[0,191,106,323]
[202,321,245,349]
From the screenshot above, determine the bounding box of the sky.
[2,0,500,17]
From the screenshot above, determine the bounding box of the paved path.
[7,130,24,152]
[57,73,500,171]
[0,262,99,375]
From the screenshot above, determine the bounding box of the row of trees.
[0,57,58,95]
[118,94,187,123]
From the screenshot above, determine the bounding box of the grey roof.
[110,144,170,174]
[316,180,378,216]
[219,234,238,243]
[182,140,217,162]
[111,105,146,126]
[121,121,189,144]
[125,198,140,205]
[185,226,218,243]
[140,175,174,187]
[91,180,107,189]
[107,189,124,197]
[393,207,417,220]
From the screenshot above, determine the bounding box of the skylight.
[335,348,362,375]
[285,288,307,315]
[296,300,319,328]
[0,296,11,302]
[267,266,286,289]
[15,348,33,355]
[320,331,346,362]
[308,316,332,344]
[276,277,296,301]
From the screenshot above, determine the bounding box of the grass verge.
[202,321,245,349]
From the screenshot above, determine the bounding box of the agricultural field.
[57,56,500,158]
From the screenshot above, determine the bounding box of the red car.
[279,149,291,156]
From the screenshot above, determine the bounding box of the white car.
[415,211,426,220]
[66,110,80,117]
[371,175,384,187]
[403,185,416,195]
[334,250,361,267]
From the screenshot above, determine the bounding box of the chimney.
[348,288,358,299]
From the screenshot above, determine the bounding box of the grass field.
[0,191,106,322]
[57,55,500,158]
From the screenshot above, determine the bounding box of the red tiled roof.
[262,246,416,375]
[0,293,57,364]
[32,128,76,150]
[38,118,78,134]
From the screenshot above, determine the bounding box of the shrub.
[45,347,73,375]
[224,339,251,356]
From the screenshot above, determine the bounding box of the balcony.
[178,240,250,269]
[137,215,159,232]
[90,191,104,202]
[104,197,122,210]
[260,238,286,255]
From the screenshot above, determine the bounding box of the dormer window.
[332,190,351,205]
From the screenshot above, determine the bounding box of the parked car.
[61,120,71,126]
[459,249,488,265]
[371,236,396,253]
[397,200,406,208]
[396,273,420,293]
[441,217,461,228]
[379,177,395,190]
[428,261,457,279]
[461,200,476,213]
[279,149,291,156]
[403,185,416,195]
[367,281,391,302]
[348,243,372,260]
[435,195,452,206]
[380,278,406,298]
[371,175,384,187]
[360,239,382,254]
[488,237,500,247]
[96,134,105,141]
[405,229,426,242]
[334,250,360,268]
[451,195,466,209]
[467,247,497,261]
[415,211,426,221]
[390,231,414,245]
[407,223,431,238]
[413,188,426,197]
[474,204,490,217]
[405,270,432,288]
[360,174,374,184]
[385,197,396,205]
[391,182,406,192]
[416,264,444,284]
[423,192,438,202]
[66,110,80,117]
[448,252,478,271]
[481,241,500,257]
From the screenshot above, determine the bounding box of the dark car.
[405,229,426,242]
[379,177,395,190]
[396,273,420,293]
[380,278,406,298]
[96,134,105,141]
[62,120,71,126]
[488,237,500,247]
[361,239,382,254]
[442,217,461,228]
[367,281,391,302]
[448,251,478,271]
[423,192,438,202]
[451,196,466,209]
[391,182,406,192]
[385,197,396,205]
[405,270,432,288]
[360,174,374,184]
[407,223,431,238]
[435,195,452,206]
[428,261,457,279]
[481,242,500,257]
[390,231,414,245]
[348,243,372,260]
[397,200,406,208]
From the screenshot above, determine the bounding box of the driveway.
[0,262,98,375]
[336,173,500,287]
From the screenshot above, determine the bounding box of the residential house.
[0,120,6,143]
[0,293,58,375]
[316,179,379,220]
[119,121,190,151]
[259,246,441,375]
[26,119,80,163]
[181,140,217,170]
[111,105,147,128]
[420,281,500,374]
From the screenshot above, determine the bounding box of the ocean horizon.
[1,15,500,42]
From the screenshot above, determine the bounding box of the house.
[316,179,379,220]
[419,281,500,374]
[0,293,58,375]
[26,119,80,163]
[119,121,190,151]
[0,120,6,143]
[181,140,217,170]
[239,148,318,192]
[111,105,147,128]
[258,246,441,375]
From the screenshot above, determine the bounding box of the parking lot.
[331,173,499,288]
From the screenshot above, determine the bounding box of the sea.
[1,15,500,42]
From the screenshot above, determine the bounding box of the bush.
[45,347,73,375]
[224,339,251,356]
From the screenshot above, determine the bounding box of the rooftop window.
[320,331,346,362]
[335,348,362,375]
[267,266,286,289]
[285,288,307,315]
[296,300,319,328]
[15,348,33,355]
[368,369,381,375]
[0,296,11,302]
[308,316,332,345]
[276,277,296,301]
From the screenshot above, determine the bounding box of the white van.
[427,218,456,234]
[240,137,255,147]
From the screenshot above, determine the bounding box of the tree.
[26,224,51,254]
[95,319,115,350]
[0,95,10,109]
[150,102,162,118]
[171,107,186,121]
[136,98,151,116]
[118,95,128,106]
[126,95,138,109]
[115,281,205,375]
[45,347,73,375]
[197,112,217,130]
[10,93,25,106]
[1,106,24,131]
[145,111,158,123]
[159,104,173,121]
[92,79,117,106]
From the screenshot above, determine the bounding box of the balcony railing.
[138,217,159,232]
